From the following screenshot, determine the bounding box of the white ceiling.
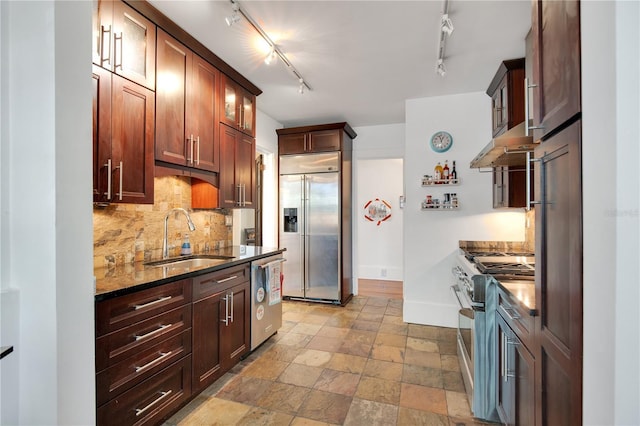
[148,0,532,128]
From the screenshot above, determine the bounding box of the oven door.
[451,285,475,409]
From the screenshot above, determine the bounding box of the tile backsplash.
[93,176,231,268]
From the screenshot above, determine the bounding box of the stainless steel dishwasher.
[250,253,285,350]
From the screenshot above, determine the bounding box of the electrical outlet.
[381,268,387,277]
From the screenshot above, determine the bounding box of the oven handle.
[450,285,471,310]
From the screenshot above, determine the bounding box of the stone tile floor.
[165,296,491,425]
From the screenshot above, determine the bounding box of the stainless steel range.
[451,249,535,422]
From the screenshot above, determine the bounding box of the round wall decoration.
[430,130,453,153]
[364,198,392,226]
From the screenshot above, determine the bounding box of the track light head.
[264,48,277,65]
[225,2,241,26]
[298,78,305,94]
[436,59,447,77]
[441,13,454,36]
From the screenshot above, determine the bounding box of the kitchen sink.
[144,254,234,269]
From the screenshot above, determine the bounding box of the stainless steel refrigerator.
[279,152,343,302]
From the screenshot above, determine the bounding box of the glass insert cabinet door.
[224,83,237,124]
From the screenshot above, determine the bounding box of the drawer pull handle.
[215,275,238,284]
[503,307,521,321]
[134,351,173,373]
[135,390,172,417]
[134,324,172,341]
[134,296,171,311]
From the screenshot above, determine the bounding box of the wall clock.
[430,131,453,153]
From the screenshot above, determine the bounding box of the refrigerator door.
[280,174,304,299]
[304,172,340,301]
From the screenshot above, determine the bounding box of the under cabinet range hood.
[470,122,538,168]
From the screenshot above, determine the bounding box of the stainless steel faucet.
[163,208,196,259]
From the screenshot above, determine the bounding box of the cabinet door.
[240,91,256,137]
[219,124,238,208]
[514,340,535,426]
[531,0,581,140]
[92,0,114,70]
[221,282,250,370]
[111,1,156,90]
[111,75,155,204]
[189,56,220,172]
[192,292,223,393]
[491,78,508,137]
[308,129,341,152]
[220,75,238,130]
[92,65,112,204]
[278,133,306,155]
[497,314,515,425]
[236,132,255,207]
[534,120,582,424]
[156,30,189,166]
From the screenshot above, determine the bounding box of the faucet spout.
[163,208,196,259]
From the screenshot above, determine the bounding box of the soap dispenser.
[180,234,192,256]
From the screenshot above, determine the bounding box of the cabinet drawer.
[193,263,249,300]
[97,355,191,426]
[96,305,192,372]
[96,330,191,407]
[96,279,192,337]
[308,129,341,152]
[497,288,533,348]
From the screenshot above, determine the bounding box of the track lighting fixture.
[225,2,240,26]
[441,13,454,36]
[225,0,311,94]
[264,47,277,65]
[436,59,446,77]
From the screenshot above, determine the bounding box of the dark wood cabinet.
[530,0,581,141]
[92,0,156,90]
[212,124,255,209]
[155,29,220,173]
[493,166,531,209]
[95,279,192,426]
[220,74,256,137]
[278,128,342,155]
[533,121,582,425]
[192,264,251,393]
[497,313,535,426]
[92,65,155,204]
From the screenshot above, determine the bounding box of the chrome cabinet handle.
[135,390,172,417]
[134,351,172,373]
[503,306,521,321]
[229,291,234,323]
[501,332,507,380]
[133,296,171,311]
[104,159,112,200]
[134,324,171,341]
[215,275,238,284]
[524,78,544,136]
[100,25,112,67]
[113,33,123,70]
[195,136,200,165]
[117,161,123,201]
[526,151,543,210]
[221,295,229,325]
[189,134,194,165]
[505,337,520,378]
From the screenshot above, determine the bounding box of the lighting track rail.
[436,0,454,77]
[227,0,312,93]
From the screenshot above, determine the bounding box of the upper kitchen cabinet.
[487,59,525,138]
[277,124,356,155]
[92,0,156,91]
[530,0,581,141]
[156,29,220,173]
[217,124,255,208]
[93,65,155,204]
[220,74,256,137]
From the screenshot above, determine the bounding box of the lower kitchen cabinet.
[192,264,250,393]
[496,312,535,426]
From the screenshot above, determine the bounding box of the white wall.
[256,109,283,249]
[582,2,640,425]
[356,159,404,281]
[0,1,94,424]
[403,92,525,327]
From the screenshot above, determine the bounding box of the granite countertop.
[496,278,536,315]
[95,246,284,301]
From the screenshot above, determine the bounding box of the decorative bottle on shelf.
[443,160,450,181]
[451,161,457,181]
[434,162,443,181]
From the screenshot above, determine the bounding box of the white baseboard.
[403,298,458,328]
